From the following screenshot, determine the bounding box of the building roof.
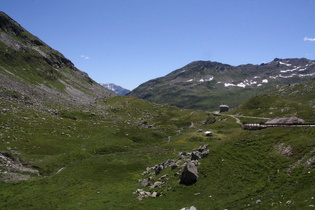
[220,104,229,108]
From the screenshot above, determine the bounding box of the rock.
[140,178,149,187]
[154,164,163,175]
[150,181,164,189]
[160,174,169,180]
[286,200,292,205]
[194,144,209,152]
[167,136,171,143]
[191,151,202,160]
[266,116,305,124]
[256,199,261,204]
[181,206,197,210]
[170,162,179,170]
[200,150,209,158]
[180,161,198,185]
[151,192,158,197]
[274,143,293,158]
[191,160,199,166]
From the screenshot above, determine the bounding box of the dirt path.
[211,111,271,125]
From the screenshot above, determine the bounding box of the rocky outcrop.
[0,151,39,182]
[266,116,305,124]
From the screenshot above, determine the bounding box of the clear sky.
[2,0,315,90]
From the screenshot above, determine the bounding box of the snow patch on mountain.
[262,79,268,83]
[279,61,292,66]
[224,79,262,88]
[187,76,214,83]
[100,83,130,95]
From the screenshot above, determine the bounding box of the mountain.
[100,83,130,95]
[128,58,315,111]
[1,11,315,209]
[0,11,115,111]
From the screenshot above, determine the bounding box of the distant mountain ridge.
[0,11,115,110]
[100,83,130,95]
[128,58,315,111]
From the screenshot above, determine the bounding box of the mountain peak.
[100,83,130,95]
[0,11,25,36]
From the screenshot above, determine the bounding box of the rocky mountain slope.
[128,58,315,110]
[100,83,130,95]
[0,11,115,111]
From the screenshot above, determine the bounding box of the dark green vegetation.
[128,59,315,111]
[0,11,314,209]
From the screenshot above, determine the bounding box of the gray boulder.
[140,178,150,187]
[150,181,164,189]
[180,161,198,185]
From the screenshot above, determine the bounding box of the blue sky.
[2,0,315,90]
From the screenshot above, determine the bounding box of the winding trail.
[211,111,271,125]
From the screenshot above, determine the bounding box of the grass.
[0,92,314,209]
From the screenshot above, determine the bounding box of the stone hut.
[219,104,229,112]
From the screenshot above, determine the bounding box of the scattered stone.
[170,162,179,170]
[167,136,171,143]
[256,199,261,204]
[191,151,202,160]
[180,206,197,210]
[200,150,209,158]
[150,181,164,189]
[154,164,163,175]
[160,174,169,180]
[286,200,292,205]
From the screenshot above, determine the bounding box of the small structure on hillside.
[219,104,229,112]
[204,131,213,136]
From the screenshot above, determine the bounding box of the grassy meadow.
[0,93,314,209]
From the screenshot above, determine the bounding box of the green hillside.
[234,80,315,123]
[1,92,314,209]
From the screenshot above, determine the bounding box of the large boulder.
[180,161,198,185]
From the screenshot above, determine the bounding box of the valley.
[0,11,314,209]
